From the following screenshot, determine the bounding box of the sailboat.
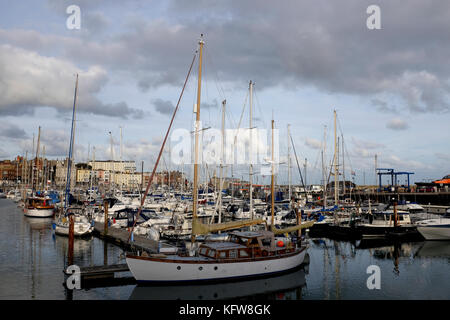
[126,36,313,283]
[53,74,93,237]
[23,126,55,218]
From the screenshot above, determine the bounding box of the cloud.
[4,0,450,115]
[435,153,450,162]
[305,137,321,150]
[153,98,175,115]
[201,99,219,110]
[0,122,28,140]
[351,137,385,150]
[371,98,398,113]
[386,118,409,130]
[0,44,143,119]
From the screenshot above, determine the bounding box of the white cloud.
[305,137,322,149]
[386,118,409,130]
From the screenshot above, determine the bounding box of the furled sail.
[192,218,265,236]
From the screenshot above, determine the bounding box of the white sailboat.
[53,74,93,237]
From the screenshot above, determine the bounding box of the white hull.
[126,246,307,283]
[24,208,54,218]
[54,223,94,237]
[416,218,450,240]
[417,226,450,240]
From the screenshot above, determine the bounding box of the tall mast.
[64,74,78,210]
[120,126,123,192]
[109,131,114,193]
[249,80,254,221]
[304,158,307,192]
[322,125,327,208]
[334,110,338,206]
[271,119,275,228]
[342,134,346,196]
[218,99,226,224]
[287,124,292,206]
[90,146,95,192]
[191,35,204,244]
[41,145,46,191]
[34,126,41,193]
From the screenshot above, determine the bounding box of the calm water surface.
[1,199,449,300]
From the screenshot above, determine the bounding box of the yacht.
[23,196,55,218]
[416,211,450,240]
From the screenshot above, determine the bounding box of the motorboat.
[416,211,450,240]
[23,196,54,218]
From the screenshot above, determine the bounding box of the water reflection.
[25,217,53,230]
[129,267,307,300]
[414,241,450,258]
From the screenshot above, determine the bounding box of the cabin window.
[398,215,403,221]
[261,238,271,246]
[239,249,249,258]
[199,247,207,255]
[207,249,216,258]
[229,250,237,259]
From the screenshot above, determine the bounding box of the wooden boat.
[127,230,308,283]
[23,196,54,218]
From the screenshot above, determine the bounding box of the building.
[88,160,136,174]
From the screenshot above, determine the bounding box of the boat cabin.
[363,211,412,225]
[198,230,293,260]
[25,197,54,209]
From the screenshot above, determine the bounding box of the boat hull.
[126,246,307,283]
[24,208,54,218]
[417,225,450,240]
[54,223,94,237]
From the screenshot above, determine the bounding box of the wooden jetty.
[63,222,177,284]
[74,263,130,280]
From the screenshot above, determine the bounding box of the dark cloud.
[371,98,399,113]
[201,99,218,110]
[153,98,175,115]
[0,122,28,140]
[4,0,450,115]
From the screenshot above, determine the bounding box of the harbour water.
[1,199,449,300]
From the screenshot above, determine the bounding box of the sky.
[0,0,449,186]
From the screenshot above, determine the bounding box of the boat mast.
[334,110,338,206]
[322,125,327,208]
[34,126,41,194]
[41,145,45,191]
[90,146,95,193]
[64,74,78,211]
[342,134,346,197]
[271,119,275,228]
[191,35,204,244]
[287,124,292,207]
[218,99,226,224]
[249,80,254,222]
[120,126,123,192]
